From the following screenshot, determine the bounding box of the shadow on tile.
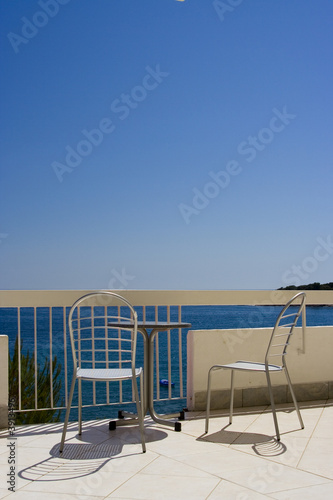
[18,454,111,482]
[199,424,290,457]
[18,426,169,483]
[200,423,273,442]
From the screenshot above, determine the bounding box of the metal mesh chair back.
[265,292,306,367]
[68,292,138,376]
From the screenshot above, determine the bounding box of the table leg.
[148,328,182,431]
[109,328,149,427]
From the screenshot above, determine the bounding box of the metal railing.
[1,289,333,419]
[2,303,187,417]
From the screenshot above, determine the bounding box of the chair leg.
[229,370,234,425]
[265,370,280,441]
[284,365,304,429]
[205,366,214,433]
[133,374,146,453]
[139,372,146,453]
[59,374,76,453]
[78,378,82,435]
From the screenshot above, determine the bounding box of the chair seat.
[77,367,143,381]
[220,360,282,372]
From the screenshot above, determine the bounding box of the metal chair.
[59,291,146,453]
[205,292,306,440]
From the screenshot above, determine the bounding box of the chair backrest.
[265,292,306,367]
[68,292,138,375]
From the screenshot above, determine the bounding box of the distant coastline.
[278,282,333,291]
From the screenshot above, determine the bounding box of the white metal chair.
[59,291,146,453]
[205,292,306,441]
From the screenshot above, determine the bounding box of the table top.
[137,321,191,329]
[108,320,191,330]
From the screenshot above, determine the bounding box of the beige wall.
[187,326,333,411]
[1,289,333,307]
[0,335,8,429]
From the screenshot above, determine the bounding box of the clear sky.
[1,0,332,291]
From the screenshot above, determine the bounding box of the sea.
[1,304,332,421]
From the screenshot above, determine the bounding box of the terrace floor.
[1,400,333,499]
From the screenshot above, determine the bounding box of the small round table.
[108,320,191,431]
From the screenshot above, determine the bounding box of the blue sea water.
[1,304,332,421]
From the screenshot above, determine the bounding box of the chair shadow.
[18,423,168,482]
[19,450,118,482]
[199,424,287,456]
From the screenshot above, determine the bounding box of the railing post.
[0,335,8,429]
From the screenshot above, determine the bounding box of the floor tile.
[15,445,68,468]
[0,464,40,491]
[0,488,12,499]
[146,427,218,458]
[105,473,220,499]
[241,408,305,440]
[175,447,268,477]
[203,414,262,443]
[68,449,158,475]
[3,491,103,500]
[140,455,213,477]
[270,480,333,499]
[207,478,273,499]
[221,462,328,494]
[22,468,135,497]
[232,435,310,468]
[311,404,333,439]
[298,437,333,479]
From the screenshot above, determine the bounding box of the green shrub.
[8,336,62,424]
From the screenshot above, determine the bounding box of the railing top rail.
[1,289,333,307]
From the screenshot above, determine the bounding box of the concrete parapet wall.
[0,335,8,429]
[187,326,333,411]
[1,289,333,307]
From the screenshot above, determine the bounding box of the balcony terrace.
[1,289,333,498]
[1,400,333,499]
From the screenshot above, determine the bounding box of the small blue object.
[160,379,175,387]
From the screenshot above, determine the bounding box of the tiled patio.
[0,400,332,499]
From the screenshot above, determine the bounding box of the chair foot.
[175,421,181,432]
[109,421,116,431]
[179,410,186,421]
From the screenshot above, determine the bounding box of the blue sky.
[1,0,332,291]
